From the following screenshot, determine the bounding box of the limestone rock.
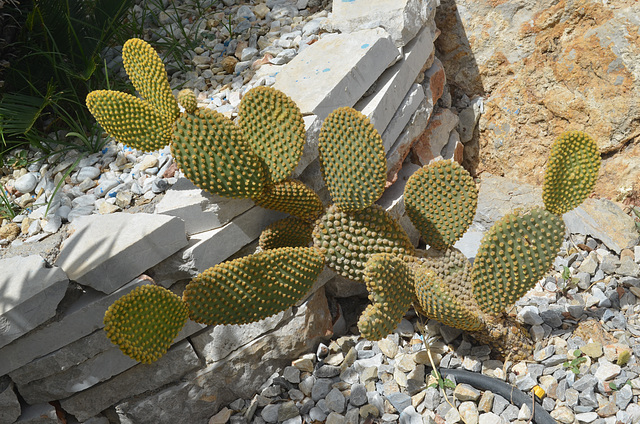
[0,376,20,424]
[273,28,398,119]
[411,108,459,165]
[0,256,68,349]
[436,0,640,199]
[55,213,187,293]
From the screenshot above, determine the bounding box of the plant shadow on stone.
[85,38,601,365]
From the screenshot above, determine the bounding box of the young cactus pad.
[183,247,324,325]
[253,179,324,222]
[258,217,314,251]
[318,107,387,211]
[171,108,265,199]
[471,207,565,314]
[357,254,414,340]
[104,284,189,364]
[237,86,306,184]
[543,131,601,215]
[313,204,415,282]
[86,38,179,151]
[404,160,478,251]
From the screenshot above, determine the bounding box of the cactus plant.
[88,38,601,364]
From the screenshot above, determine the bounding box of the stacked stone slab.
[0,0,478,422]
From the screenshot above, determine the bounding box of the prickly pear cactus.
[259,217,314,250]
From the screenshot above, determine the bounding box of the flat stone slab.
[564,198,639,254]
[150,206,285,287]
[0,376,20,424]
[59,340,201,423]
[355,25,435,138]
[330,0,438,47]
[380,84,425,152]
[55,213,187,293]
[155,178,254,236]
[0,256,68,349]
[0,279,147,377]
[273,28,398,119]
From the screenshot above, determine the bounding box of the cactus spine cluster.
[88,38,601,363]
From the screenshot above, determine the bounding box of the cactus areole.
[88,38,601,363]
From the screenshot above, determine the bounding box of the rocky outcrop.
[436,0,640,199]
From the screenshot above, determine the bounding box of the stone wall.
[0,0,478,423]
[435,0,640,200]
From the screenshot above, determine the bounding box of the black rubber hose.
[434,368,556,424]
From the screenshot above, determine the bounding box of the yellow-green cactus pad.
[411,261,483,331]
[253,179,324,222]
[543,131,601,215]
[87,90,173,152]
[318,107,386,211]
[358,253,414,340]
[104,284,189,364]
[183,247,324,325]
[313,204,414,282]
[238,86,306,184]
[171,109,265,199]
[177,89,197,114]
[471,207,565,314]
[404,160,478,251]
[122,38,179,120]
[420,247,475,310]
[259,217,314,250]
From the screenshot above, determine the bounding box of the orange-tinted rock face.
[436,0,640,198]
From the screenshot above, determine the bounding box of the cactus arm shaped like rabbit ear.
[122,38,179,120]
[313,204,415,282]
[318,107,387,211]
[259,217,314,250]
[253,179,324,222]
[404,160,478,251]
[543,131,601,215]
[358,254,415,340]
[238,86,306,184]
[471,207,565,314]
[87,90,173,152]
[183,247,324,326]
[171,109,265,199]
[104,285,189,364]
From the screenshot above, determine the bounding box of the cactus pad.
[543,131,601,215]
[318,107,386,211]
[104,284,189,364]
[358,254,414,340]
[420,247,475,309]
[183,247,324,325]
[122,38,179,120]
[313,204,414,282]
[259,217,314,250]
[238,87,306,184]
[171,109,265,198]
[87,90,174,152]
[253,179,324,221]
[471,207,565,314]
[177,89,197,114]
[404,160,478,250]
[411,261,483,331]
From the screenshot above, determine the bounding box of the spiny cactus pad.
[87,90,173,152]
[404,160,478,250]
[253,179,324,221]
[411,261,483,331]
[177,89,197,114]
[318,107,386,211]
[313,204,415,282]
[471,207,565,314]
[122,38,179,120]
[259,217,314,250]
[238,87,306,184]
[183,247,324,325]
[104,284,189,364]
[358,254,414,340]
[171,109,265,198]
[543,131,601,215]
[420,247,476,310]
